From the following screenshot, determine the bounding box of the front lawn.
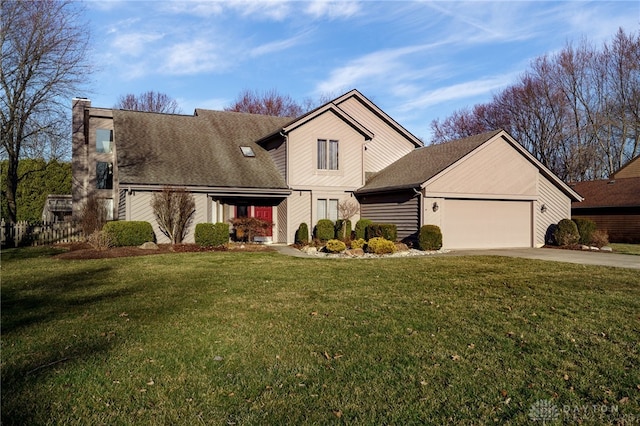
[2,249,639,424]
[611,243,640,256]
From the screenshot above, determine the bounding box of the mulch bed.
[53,242,275,260]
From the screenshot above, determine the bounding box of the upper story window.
[96,129,113,153]
[317,139,338,170]
[96,162,113,189]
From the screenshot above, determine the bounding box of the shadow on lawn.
[1,262,154,425]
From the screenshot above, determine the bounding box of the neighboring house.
[71,90,580,249]
[355,130,582,249]
[42,194,73,222]
[570,156,640,243]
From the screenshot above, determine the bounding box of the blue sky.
[84,0,639,142]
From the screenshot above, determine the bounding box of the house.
[355,130,582,249]
[41,194,73,222]
[71,90,580,249]
[71,90,421,244]
[570,156,640,243]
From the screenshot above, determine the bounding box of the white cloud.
[315,41,451,95]
[305,0,361,19]
[249,31,309,57]
[161,40,228,75]
[111,32,164,57]
[399,73,518,111]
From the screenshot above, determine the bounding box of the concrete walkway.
[272,244,640,270]
[445,248,640,270]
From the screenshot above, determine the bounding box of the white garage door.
[443,200,532,249]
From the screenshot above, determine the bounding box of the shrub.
[231,217,272,242]
[295,223,309,245]
[366,237,397,254]
[325,239,347,253]
[591,229,610,248]
[335,219,352,240]
[366,223,397,241]
[419,225,443,251]
[79,193,109,236]
[151,187,195,244]
[350,238,366,249]
[553,218,580,246]
[87,230,113,251]
[573,218,597,245]
[354,219,372,240]
[103,221,155,247]
[195,223,229,247]
[314,219,335,241]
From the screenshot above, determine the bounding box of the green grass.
[2,248,639,425]
[610,243,640,256]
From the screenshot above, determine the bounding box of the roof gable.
[356,129,582,202]
[333,89,422,148]
[357,130,501,193]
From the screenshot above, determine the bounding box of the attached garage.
[356,130,582,249]
[442,199,532,249]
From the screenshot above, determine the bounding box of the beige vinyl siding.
[276,199,288,243]
[337,96,416,173]
[127,191,207,244]
[287,111,364,188]
[536,175,572,246]
[425,138,538,198]
[287,191,312,244]
[443,199,533,249]
[614,157,640,178]
[264,139,287,181]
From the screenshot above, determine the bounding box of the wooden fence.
[1,220,84,247]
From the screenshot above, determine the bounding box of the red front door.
[253,206,273,236]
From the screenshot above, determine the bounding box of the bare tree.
[1,0,91,223]
[337,199,360,239]
[225,89,304,117]
[151,187,195,244]
[115,91,182,114]
[430,28,640,181]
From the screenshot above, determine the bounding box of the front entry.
[253,206,273,237]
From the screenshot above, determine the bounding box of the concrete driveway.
[446,248,640,270]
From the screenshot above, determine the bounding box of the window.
[96,129,113,153]
[317,139,338,170]
[96,162,113,189]
[317,198,338,221]
[240,146,255,157]
[236,205,248,218]
[104,198,114,221]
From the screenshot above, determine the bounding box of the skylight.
[240,146,255,157]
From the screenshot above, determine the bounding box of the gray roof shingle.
[357,130,502,193]
[114,109,292,189]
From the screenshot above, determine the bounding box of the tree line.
[431,29,640,182]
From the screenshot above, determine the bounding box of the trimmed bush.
[419,225,442,251]
[103,221,155,247]
[295,223,309,245]
[325,239,347,253]
[350,238,366,249]
[314,219,335,241]
[195,222,229,247]
[354,219,372,240]
[335,219,352,240]
[553,218,580,246]
[573,218,597,245]
[366,237,397,254]
[591,229,610,248]
[366,223,397,241]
